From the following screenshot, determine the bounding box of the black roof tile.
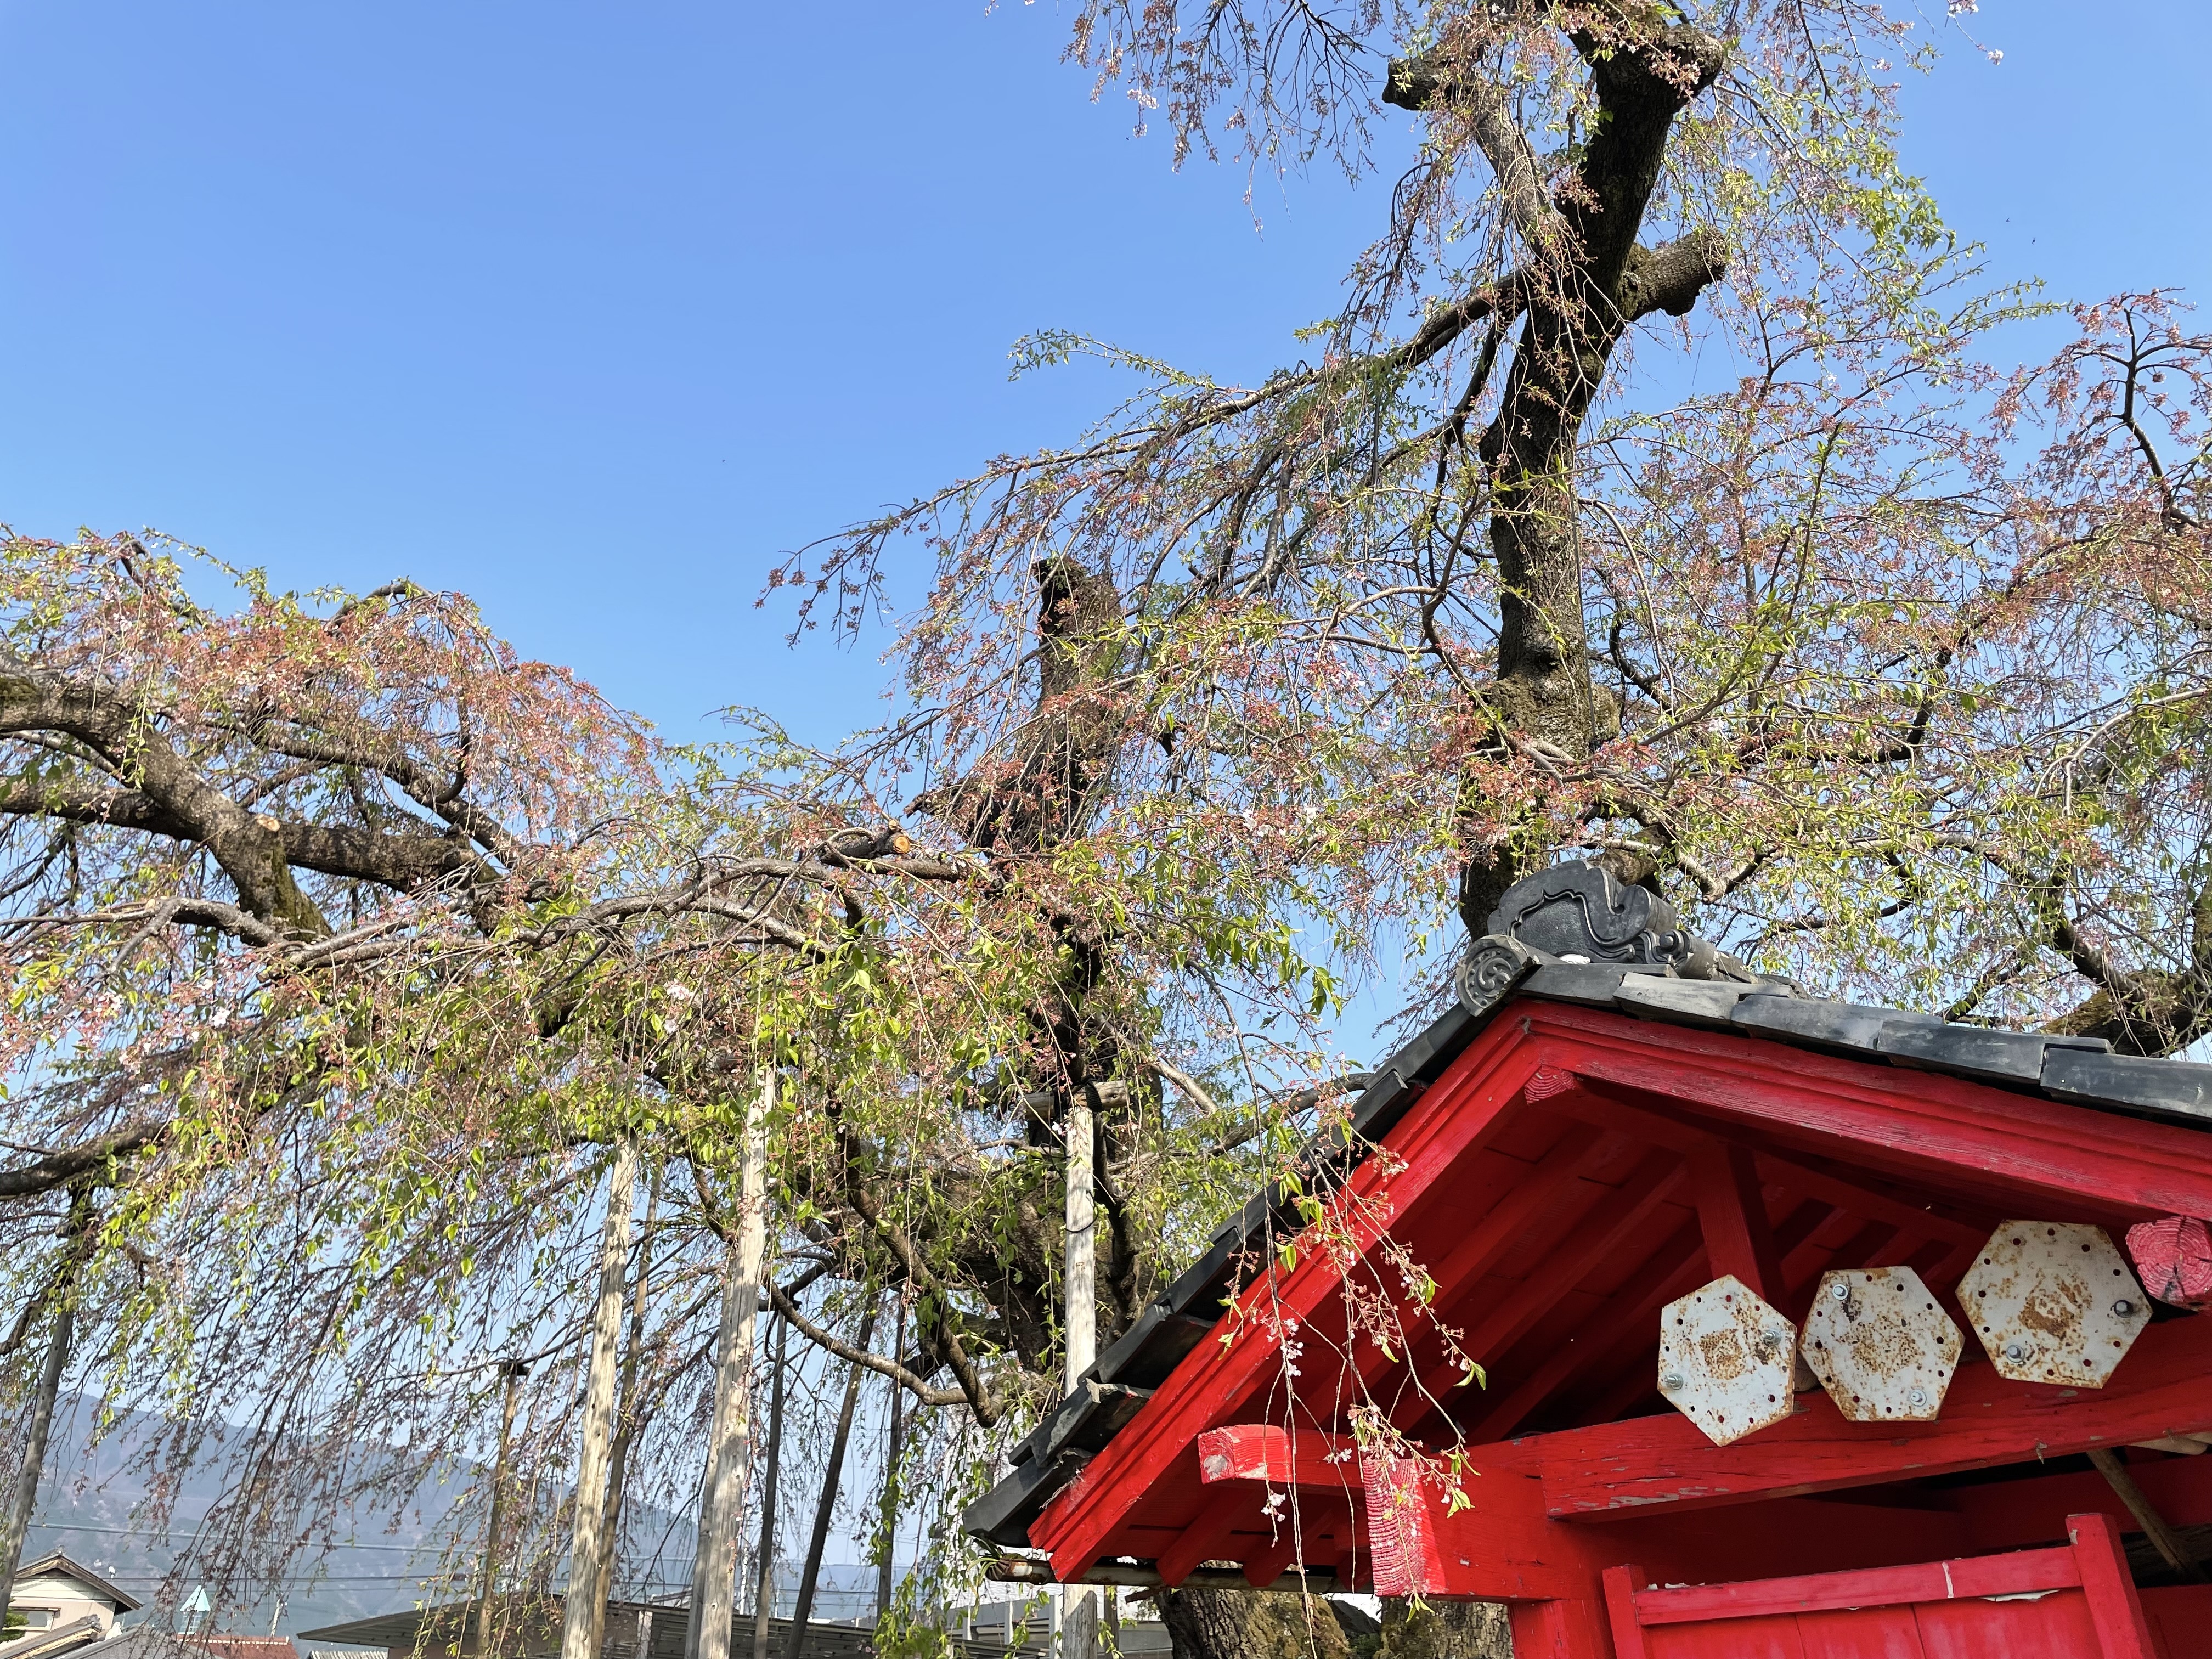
[2040,1046,2212,1128]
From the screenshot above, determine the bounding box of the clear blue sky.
[4,1,2205,751]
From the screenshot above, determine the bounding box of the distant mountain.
[20,1398,718,1639]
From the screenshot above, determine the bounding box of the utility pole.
[1061,1088,1097,1659]
[476,1359,529,1659]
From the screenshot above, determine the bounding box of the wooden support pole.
[562,1133,639,1659]
[1689,1140,1784,1305]
[691,1077,772,1659]
[2087,1448,2209,1583]
[1063,1087,1099,1659]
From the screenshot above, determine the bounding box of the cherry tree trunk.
[0,1300,72,1613]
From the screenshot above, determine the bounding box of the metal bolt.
[1832,1282,1850,1301]
[1662,1373,1684,1392]
[2113,1299,2136,1317]
[2005,1342,2027,1361]
[1908,1388,1928,1406]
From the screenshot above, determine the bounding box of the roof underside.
[967,958,2212,1554]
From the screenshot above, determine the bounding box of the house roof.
[297,1599,879,1659]
[11,1554,145,1616]
[0,1613,109,1659]
[962,860,2212,1555]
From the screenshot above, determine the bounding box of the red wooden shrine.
[966,866,2212,1659]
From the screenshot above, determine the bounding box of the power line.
[28,1524,454,1555]
[27,1523,702,1567]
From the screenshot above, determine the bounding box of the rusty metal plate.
[1799,1266,1962,1421]
[1957,1221,2152,1387]
[1657,1274,1799,1447]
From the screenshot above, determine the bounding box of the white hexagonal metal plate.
[1957,1221,2152,1388]
[1657,1274,1798,1446]
[1800,1266,1962,1421]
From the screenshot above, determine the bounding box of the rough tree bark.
[561,1133,640,1659]
[1381,7,1729,928]
[689,1081,773,1659]
[0,1299,72,1615]
[1160,1590,1353,1659]
[1376,1598,1511,1659]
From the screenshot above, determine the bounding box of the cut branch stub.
[1799,1266,1962,1423]
[1957,1222,2151,1387]
[1656,1275,1798,1447]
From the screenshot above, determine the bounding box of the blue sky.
[5,1,2204,755]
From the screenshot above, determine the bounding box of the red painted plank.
[1155,1484,1253,1587]
[1393,1153,1689,1434]
[1604,1565,1653,1659]
[2140,1586,2212,1659]
[1511,1599,1611,1659]
[1947,1449,2212,1551]
[2068,1510,2159,1659]
[1752,1150,1991,1249]
[1465,1218,1711,1441]
[1499,1311,2212,1520]
[1629,1548,2079,1625]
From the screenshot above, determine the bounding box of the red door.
[1602,1514,2166,1659]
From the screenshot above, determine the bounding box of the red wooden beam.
[1752,1148,1989,1249]
[1527,1004,2212,1221]
[1389,1152,1689,1435]
[1624,1543,2081,1625]
[2074,1510,2163,1659]
[1468,1153,1688,1363]
[1156,1484,1254,1587]
[1197,1424,1364,1491]
[1688,1141,1784,1302]
[1413,1130,1632,1329]
[1499,1311,2212,1521]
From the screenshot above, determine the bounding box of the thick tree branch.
[837,1128,1002,1425]
[1385,53,1563,254]
[1622,229,1730,320]
[765,1283,967,1407]
[0,656,328,936]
